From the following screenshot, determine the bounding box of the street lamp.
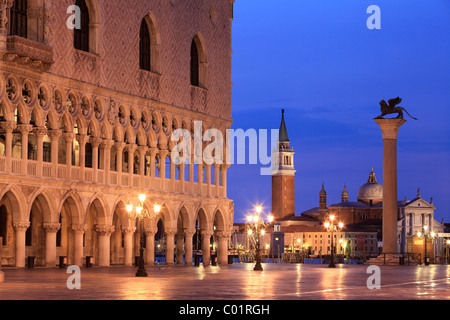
[126,194,161,277]
[246,205,273,271]
[417,225,435,266]
[324,215,344,268]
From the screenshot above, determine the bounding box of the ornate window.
[9,0,28,38]
[139,19,151,71]
[74,0,90,52]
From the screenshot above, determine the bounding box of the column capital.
[90,137,103,147]
[100,139,115,149]
[137,145,148,154]
[0,120,16,131]
[33,126,47,136]
[215,231,232,239]
[164,229,177,237]
[126,143,137,152]
[72,224,87,234]
[43,223,61,233]
[76,134,89,144]
[16,124,33,134]
[62,132,75,143]
[149,147,158,157]
[220,164,231,170]
[159,149,169,158]
[121,226,136,235]
[144,228,158,236]
[47,129,62,139]
[201,230,214,238]
[13,221,30,231]
[374,118,407,140]
[184,229,196,237]
[94,224,115,236]
[114,141,126,150]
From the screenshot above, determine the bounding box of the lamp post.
[324,215,344,268]
[419,225,435,266]
[126,194,161,277]
[246,205,273,271]
[446,239,450,264]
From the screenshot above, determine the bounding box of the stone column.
[197,163,204,186]
[1,121,15,172]
[374,118,407,254]
[165,229,176,265]
[72,225,86,267]
[95,225,115,267]
[179,161,186,193]
[220,164,230,198]
[138,146,147,188]
[184,229,195,266]
[48,129,62,178]
[216,232,230,265]
[122,226,136,266]
[115,142,125,184]
[63,133,75,180]
[34,127,47,177]
[176,232,185,265]
[90,137,102,183]
[13,222,29,268]
[214,163,221,196]
[201,230,213,266]
[205,164,212,197]
[159,149,169,187]
[149,147,158,178]
[101,139,114,185]
[43,223,61,267]
[144,228,157,266]
[127,144,137,187]
[77,134,89,181]
[17,124,32,174]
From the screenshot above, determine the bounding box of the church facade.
[0,0,235,268]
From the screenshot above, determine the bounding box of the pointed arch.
[58,190,84,225]
[74,0,100,54]
[140,12,161,73]
[0,184,26,223]
[28,188,56,223]
[85,193,109,225]
[190,33,208,88]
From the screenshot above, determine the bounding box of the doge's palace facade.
[0,0,234,268]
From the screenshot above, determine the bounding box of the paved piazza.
[1,263,450,300]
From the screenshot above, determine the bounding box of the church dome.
[357,169,383,205]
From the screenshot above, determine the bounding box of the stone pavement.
[0,263,449,300]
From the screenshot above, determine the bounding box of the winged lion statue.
[376,97,418,120]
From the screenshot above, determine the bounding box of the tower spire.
[279,109,289,143]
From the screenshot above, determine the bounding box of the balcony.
[0,156,226,199]
[1,36,54,71]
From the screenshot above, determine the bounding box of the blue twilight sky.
[227,0,450,223]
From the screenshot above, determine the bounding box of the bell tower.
[272,109,296,221]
